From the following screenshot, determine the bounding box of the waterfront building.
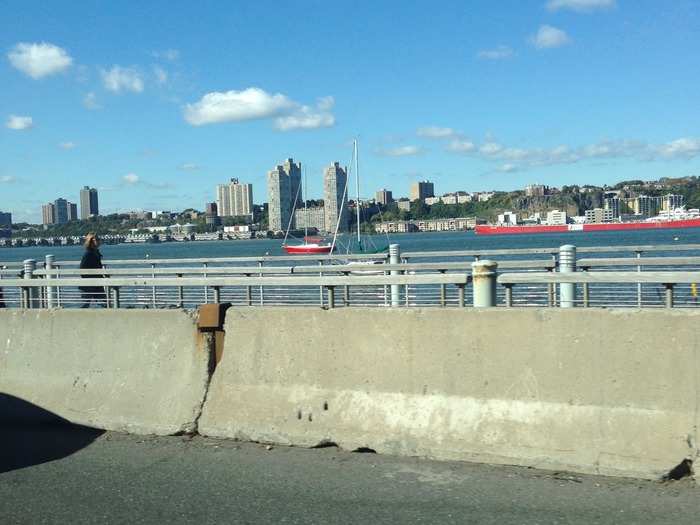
[0,211,11,227]
[205,202,220,227]
[397,198,411,211]
[662,194,684,211]
[497,211,518,225]
[424,196,441,205]
[410,180,434,202]
[585,208,614,224]
[476,192,494,202]
[216,178,253,218]
[376,189,393,206]
[80,186,99,219]
[42,203,56,225]
[294,206,325,232]
[267,158,302,232]
[546,209,568,225]
[324,162,349,233]
[68,202,78,222]
[603,196,621,218]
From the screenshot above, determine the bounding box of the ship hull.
[283,244,334,254]
[475,218,700,235]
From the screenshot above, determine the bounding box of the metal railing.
[1,242,700,309]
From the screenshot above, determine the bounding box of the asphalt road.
[0,427,698,524]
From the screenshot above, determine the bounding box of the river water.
[2,228,700,264]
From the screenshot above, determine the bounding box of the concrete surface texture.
[0,309,212,435]
[1,429,698,525]
[199,307,700,480]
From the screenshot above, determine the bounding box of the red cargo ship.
[475,217,700,235]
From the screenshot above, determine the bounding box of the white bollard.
[389,243,400,307]
[23,259,37,309]
[45,254,55,308]
[559,244,576,308]
[472,260,498,307]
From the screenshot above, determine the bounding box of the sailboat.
[282,167,334,255]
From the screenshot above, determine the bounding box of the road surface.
[1,427,697,524]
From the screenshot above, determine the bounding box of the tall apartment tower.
[376,189,393,205]
[216,179,253,217]
[53,198,69,224]
[80,186,99,219]
[324,162,349,233]
[267,158,301,232]
[410,180,435,201]
[42,203,56,225]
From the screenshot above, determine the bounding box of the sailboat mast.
[303,167,308,241]
[355,139,361,245]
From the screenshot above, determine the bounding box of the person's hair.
[84,233,99,250]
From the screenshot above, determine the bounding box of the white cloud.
[153,49,179,61]
[653,138,700,159]
[0,175,17,183]
[184,88,335,131]
[59,142,76,150]
[179,163,200,171]
[123,173,139,184]
[153,66,168,85]
[546,0,615,12]
[6,115,33,130]
[273,96,335,131]
[447,140,476,153]
[531,25,571,49]
[184,88,294,126]
[83,92,101,110]
[417,126,457,138]
[477,46,514,60]
[376,145,424,157]
[101,66,144,93]
[7,42,72,79]
[445,135,700,170]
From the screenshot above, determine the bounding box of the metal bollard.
[45,254,55,308]
[559,244,576,308]
[23,259,38,309]
[472,260,497,307]
[389,243,400,307]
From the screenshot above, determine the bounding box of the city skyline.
[2,1,699,223]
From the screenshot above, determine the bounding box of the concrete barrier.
[199,307,700,480]
[0,309,212,435]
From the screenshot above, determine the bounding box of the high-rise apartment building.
[324,162,348,233]
[410,180,434,202]
[42,203,56,225]
[376,189,393,205]
[68,202,78,221]
[0,211,11,227]
[80,186,99,219]
[54,198,69,224]
[267,158,301,232]
[216,179,253,217]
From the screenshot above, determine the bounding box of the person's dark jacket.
[79,249,104,293]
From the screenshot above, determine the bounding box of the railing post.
[177,273,184,307]
[636,251,642,307]
[112,287,121,309]
[559,244,576,308]
[457,284,465,307]
[45,254,55,308]
[664,283,674,308]
[326,285,335,309]
[213,286,221,304]
[472,260,497,307]
[389,243,401,307]
[504,283,513,307]
[23,259,37,309]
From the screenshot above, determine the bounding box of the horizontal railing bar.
[498,271,700,284]
[49,253,390,266]
[578,256,700,267]
[32,260,556,277]
[0,274,470,288]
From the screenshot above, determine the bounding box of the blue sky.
[1,0,699,222]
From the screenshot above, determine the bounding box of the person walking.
[79,233,106,308]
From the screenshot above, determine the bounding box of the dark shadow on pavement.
[0,393,105,474]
